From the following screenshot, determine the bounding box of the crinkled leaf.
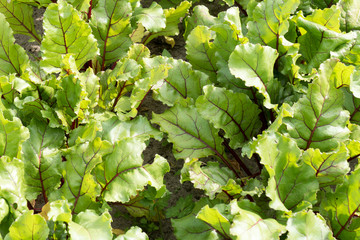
[0,12,29,76]
[340,32,360,66]
[229,42,278,108]
[287,210,335,240]
[69,210,112,240]
[152,103,225,160]
[101,115,161,145]
[197,205,233,239]
[55,75,82,128]
[196,85,261,148]
[302,144,350,186]
[95,138,169,202]
[339,0,360,32]
[40,0,98,72]
[257,133,319,211]
[181,159,236,199]
[229,202,285,240]
[0,0,41,42]
[296,16,355,70]
[132,2,166,32]
[283,61,350,152]
[186,25,217,82]
[183,5,219,40]
[55,137,112,213]
[320,169,360,239]
[144,1,191,44]
[344,87,360,124]
[155,58,210,106]
[246,0,300,52]
[114,226,149,240]
[350,68,360,98]
[90,0,132,69]
[7,210,49,240]
[48,199,72,223]
[22,118,64,200]
[0,111,29,159]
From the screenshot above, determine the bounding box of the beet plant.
[0,0,360,239]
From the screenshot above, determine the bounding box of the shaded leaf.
[296,15,355,70]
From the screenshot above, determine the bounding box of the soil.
[14,1,245,239]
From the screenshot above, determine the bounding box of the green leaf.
[305,5,341,32]
[95,137,169,202]
[311,0,339,8]
[40,0,98,73]
[186,25,217,82]
[229,201,286,239]
[302,144,350,187]
[152,103,225,160]
[144,1,191,44]
[48,199,72,223]
[0,198,8,223]
[55,75,82,128]
[296,15,355,70]
[172,198,223,240]
[339,0,360,32]
[55,137,112,213]
[246,0,300,52]
[132,2,166,32]
[90,0,133,69]
[256,133,319,211]
[0,0,41,43]
[197,205,233,239]
[69,210,113,240]
[344,87,360,124]
[196,85,261,149]
[114,226,149,240]
[181,159,236,199]
[0,157,27,216]
[283,60,350,151]
[320,169,360,239]
[286,210,335,240]
[0,12,29,76]
[7,210,49,240]
[22,118,64,200]
[229,42,279,108]
[0,111,29,159]
[184,5,219,40]
[154,58,210,106]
